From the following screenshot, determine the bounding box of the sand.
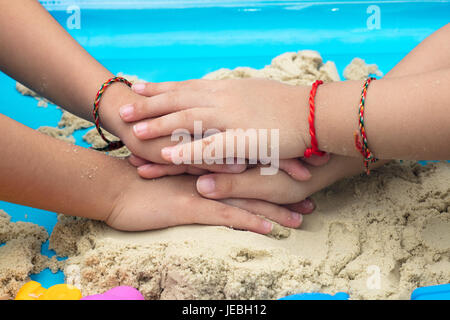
[46,160,449,300]
[0,210,63,299]
[4,50,449,300]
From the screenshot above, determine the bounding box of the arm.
[0,114,125,221]
[0,0,246,174]
[0,113,307,233]
[384,23,450,78]
[121,24,450,162]
[0,0,135,133]
[122,23,450,205]
[123,69,450,162]
[314,68,450,160]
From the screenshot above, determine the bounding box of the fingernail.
[226,164,245,173]
[290,211,303,226]
[262,220,273,233]
[119,104,134,119]
[161,147,174,161]
[132,83,146,93]
[197,176,215,195]
[133,122,148,137]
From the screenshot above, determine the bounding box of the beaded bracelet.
[354,77,378,174]
[92,76,132,152]
[304,80,327,158]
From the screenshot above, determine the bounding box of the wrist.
[102,158,137,224]
[314,80,363,157]
[97,82,144,139]
[292,85,314,155]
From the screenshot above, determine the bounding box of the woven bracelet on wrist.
[354,77,378,174]
[304,80,327,158]
[92,76,132,152]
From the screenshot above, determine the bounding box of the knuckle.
[177,197,197,223]
[180,110,192,123]
[215,175,234,195]
[167,91,179,106]
[217,205,234,221]
[159,92,172,106]
[135,99,148,116]
[150,117,162,132]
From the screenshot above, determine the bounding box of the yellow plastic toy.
[15,281,82,300]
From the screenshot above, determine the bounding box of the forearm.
[314,68,450,160]
[0,0,136,136]
[0,114,134,220]
[385,23,450,78]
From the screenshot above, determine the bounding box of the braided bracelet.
[304,80,327,158]
[354,77,378,174]
[92,76,132,152]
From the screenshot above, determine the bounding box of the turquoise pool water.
[0,0,449,289]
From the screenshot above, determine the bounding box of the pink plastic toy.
[81,286,145,300]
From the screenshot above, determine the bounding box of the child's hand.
[102,84,329,181]
[105,173,310,234]
[128,152,330,181]
[179,156,390,205]
[120,79,312,163]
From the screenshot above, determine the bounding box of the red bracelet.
[304,80,326,158]
[92,76,132,152]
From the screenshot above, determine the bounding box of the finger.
[196,168,299,204]
[302,152,330,166]
[133,108,220,140]
[196,167,315,204]
[136,162,245,179]
[127,136,247,174]
[194,162,247,174]
[284,198,315,215]
[128,154,150,167]
[220,198,303,229]
[161,131,258,164]
[186,167,208,175]
[197,155,386,204]
[279,159,312,181]
[137,163,209,179]
[188,198,274,234]
[131,79,213,96]
[137,163,188,179]
[120,90,217,122]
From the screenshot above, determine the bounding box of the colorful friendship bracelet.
[354,77,378,174]
[304,80,327,158]
[92,76,132,152]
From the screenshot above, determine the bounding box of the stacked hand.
[105,78,387,233]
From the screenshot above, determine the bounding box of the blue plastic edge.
[279,292,350,300]
[280,284,450,300]
[411,284,450,300]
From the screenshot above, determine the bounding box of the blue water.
[1,1,449,290]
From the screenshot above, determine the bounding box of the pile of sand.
[4,50,448,300]
[47,161,449,300]
[0,210,63,299]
